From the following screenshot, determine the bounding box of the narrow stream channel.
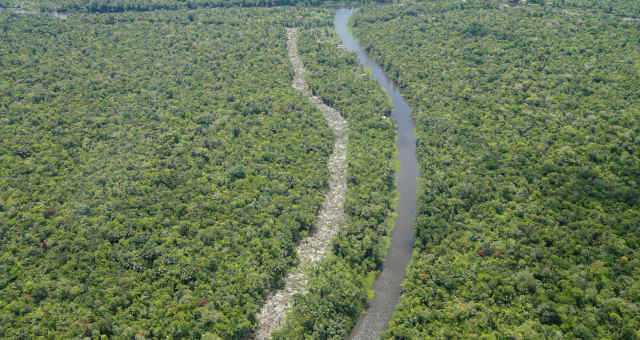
[334,8,419,340]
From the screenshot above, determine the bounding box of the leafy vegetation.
[274,26,397,338]
[3,0,638,338]
[0,7,345,339]
[552,0,640,18]
[0,0,391,14]
[352,1,640,339]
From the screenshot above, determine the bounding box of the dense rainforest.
[0,0,390,14]
[352,1,640,339]
[3,0,639,338]
[0,4,398,339]
[0,7,341,339]
[552,0,640,18]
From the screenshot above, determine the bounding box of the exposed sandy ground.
[254,28,349,340]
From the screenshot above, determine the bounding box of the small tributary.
[334,8,419,340]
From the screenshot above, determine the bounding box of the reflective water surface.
[334,8,419,340]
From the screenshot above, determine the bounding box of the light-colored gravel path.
[254,28,349,340]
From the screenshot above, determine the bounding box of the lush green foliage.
[0,0,391,14]
[274,26,397,338]
[353,2,640,339]
[553,0,640,18]
[0,8,343,339]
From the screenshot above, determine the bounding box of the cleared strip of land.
[254,28,349,339]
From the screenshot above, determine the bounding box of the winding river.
[334,8,419,340]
